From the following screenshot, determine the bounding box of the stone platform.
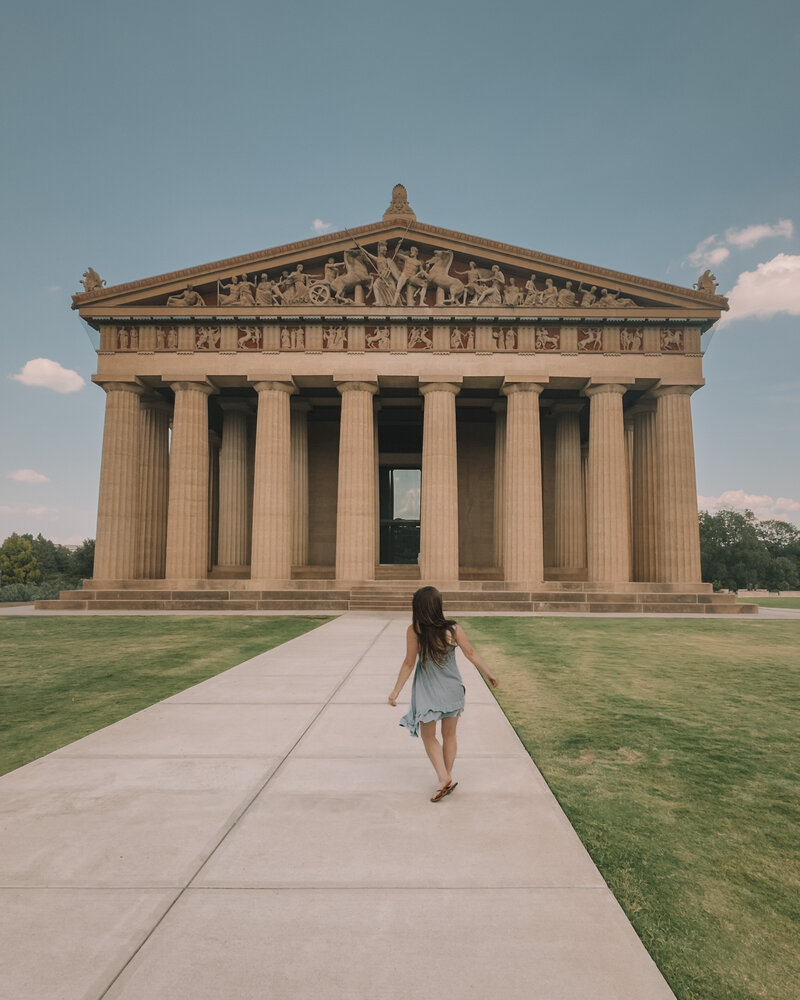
[36,578,757,614]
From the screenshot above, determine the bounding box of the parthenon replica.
[41,185,752,612]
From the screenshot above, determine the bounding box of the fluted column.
[631,400,658,582]
[250,380,294,579]
[492,399,507,571]
[217,400,251,567]
[420,381,460,580]
[137,398,170,579]
[165,381,214,579]
[93,381,145,580]
[585,383,630,582]
[208,430,221,572]
[502,381,545,584]
[335,381,378,580]
[654,385,702,582]
[291,399,311,569]
[553,402,586,569]
[625,416,635,579]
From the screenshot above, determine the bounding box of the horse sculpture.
[329,249,372,304]
[425,249,467,306]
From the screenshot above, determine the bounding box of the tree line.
[699,510,800,593]
[0,533,95,601]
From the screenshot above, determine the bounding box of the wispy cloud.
[725,218,794,249]
[9,358,85,393]
[9,469,49,484]
[310,218,333,235]
[685,218,794,271]
[698,490,800,525]
[716,253,800,328]
[0,504,60,520]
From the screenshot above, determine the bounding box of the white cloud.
[0,504,60,520]
[725,218,794,249]
[698,490,800,524]
[9,469,49,483]
[9,358,85,393]
[310,218,333,234]
[716,253,800,327]
[47,284,61,294]
[687,235,730,269]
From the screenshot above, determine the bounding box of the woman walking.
[388,586,499,802]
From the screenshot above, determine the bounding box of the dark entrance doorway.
[379,468,420,564]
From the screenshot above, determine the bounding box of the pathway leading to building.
[0,612,677,998]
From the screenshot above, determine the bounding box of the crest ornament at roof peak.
[383,183,416,222]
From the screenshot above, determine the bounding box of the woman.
[388,586,499,802]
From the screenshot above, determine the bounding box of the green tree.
[0,533,41,585]
[761,555,799,594]
[70,538,95,580]
[698,509,769,592]
[22,533,73,581]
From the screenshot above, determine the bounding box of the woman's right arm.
[453,623,499,688]
[388,625,419,706]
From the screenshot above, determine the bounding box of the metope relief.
[156,327,178,350]
[620,328,643,352]
[578,328,602,352]
[195,326,221,350]
[117,326,139,351]
[492,327,517,351]
[408,327,432,350]
[365,327,391,350]
[450,328,475,350]
[280,327,305,350]
[237,326,262,350]
[661,329,684,352]
[323,326,347,350]
[535,328,560,352]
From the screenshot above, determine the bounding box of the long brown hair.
[412,586,456,667]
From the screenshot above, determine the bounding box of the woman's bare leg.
[441,715,459,777]
[419,720,450,788]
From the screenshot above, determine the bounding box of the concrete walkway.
[0,613,679,998]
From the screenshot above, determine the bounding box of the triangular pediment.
[73,218,726,320]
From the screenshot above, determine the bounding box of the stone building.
[42,186,751,612]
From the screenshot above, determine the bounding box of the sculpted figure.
[535,328,560,351]
[540,278,559,307]
[81,267,105,293]
[324,256,345,285]
[283,265,310,304]
[255,274,280,306]
[661,329,683,351]
[129,328,139,350]
[557,281,576,308]
[597,288,636,308]
[237,274,255,306]
[694,269,718,295]
[450,328,474,350]
[523,273,539,305]
[475,265,505,306]
[330,249,371,304]
[425,249,467,306]
[118,328,129,350]
[578,328,602,351]
[218,275,240,306]
[504,277,522,306]
[238,326,260,349]
[324,326,347,349]
[366,327,391,349]
[361,243,399,306]
[156,328,166,350]
[578,283,597,307]
[621,328,642,351]
[195,326,219,350]
[166,328,178,350]
[167,284,205,308]
[408,326,432,349]
[393,244,429,306]
[281,328,291,349]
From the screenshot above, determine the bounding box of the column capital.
[652,383,702,399]
[491,398,507,414]
[170,380,216,396]
[583,382,628,399]
[501,381,545,398]
[336,380,379,395]
[419,381,461,396]
[250,379,296,395]
[291,398,313,413]
[92,378,147,396]
[629,398,658,416]
[140,396,171,413]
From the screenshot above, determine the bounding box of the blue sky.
[2,0,799,543]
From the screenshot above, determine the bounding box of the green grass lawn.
[465,618,800,1000]
[0,615,331,776]
[737,596,800,609]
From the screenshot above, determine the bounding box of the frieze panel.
[117,326,139,351]
[621,327,643,352]
[237,326,262,350]
[365,326,391,350]
[323,326,348,350]
[155,326,178,350]
[492,327,517,351]
[450,327,475,351]
[195,326,221,350]
[535,327,561,352]
[281,327,305,350]
[661,329,684,352]
[577,328,602,352]
[407,326,432,350]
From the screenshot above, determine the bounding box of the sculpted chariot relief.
[156,241,646,312]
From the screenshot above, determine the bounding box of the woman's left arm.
[388,626,419,706]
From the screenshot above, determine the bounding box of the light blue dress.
[399,639,465,738]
